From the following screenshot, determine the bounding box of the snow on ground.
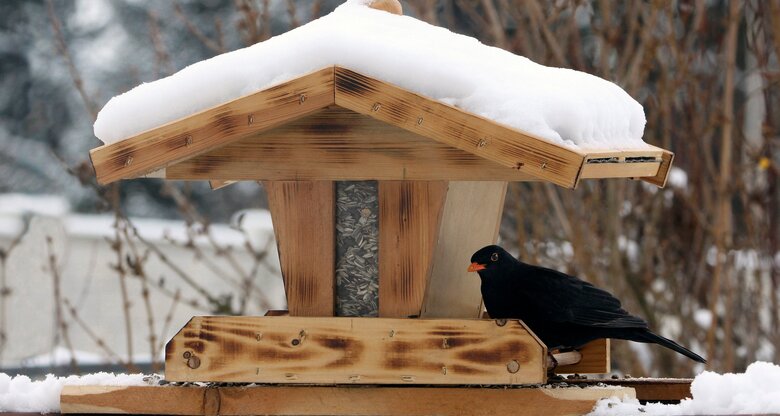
[590,361,780,415]
[0,372,150,413]
[3,362,779,413]
[94,0,647,150]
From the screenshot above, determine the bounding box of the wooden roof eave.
[90,65,672,188]
[89,67,336,185]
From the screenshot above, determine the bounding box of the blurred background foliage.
[0,0,778,377]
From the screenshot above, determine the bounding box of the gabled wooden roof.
[90,66,673,188]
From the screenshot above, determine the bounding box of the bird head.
[467,245,515,277]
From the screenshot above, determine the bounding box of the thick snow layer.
[0,372,149,413]
[589,361,780,415]
[94,1,647,150]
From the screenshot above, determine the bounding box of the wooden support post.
[264,181,335,316]
[555,339,611,374]
[378,181,448,317]
[422,181,507,318]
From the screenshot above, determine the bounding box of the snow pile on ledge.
[94,0,647,150]
[590,361,780,415]
[0,373,149,413]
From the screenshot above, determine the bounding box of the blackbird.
[468,245,706,363]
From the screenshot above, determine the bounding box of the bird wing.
[523,264,649,329]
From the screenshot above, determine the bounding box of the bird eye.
[490,253,499,261]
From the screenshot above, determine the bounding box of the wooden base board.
[61,384,636,415]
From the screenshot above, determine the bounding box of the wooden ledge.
[61,384,636,415]
[165,316,547,385]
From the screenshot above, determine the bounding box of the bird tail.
[629,330,706,363]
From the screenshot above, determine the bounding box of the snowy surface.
[0,193,274,249]
[94,0,647,150]
[590,361,780,415]
[0,372,149,413]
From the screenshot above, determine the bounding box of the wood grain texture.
[61,385,205,415]
[378,181,448,318]
[555,339,610,374]
[208,180,235,190]
[334,67,585,188]
[164,316,546,385]
[422,181,507,318]
[579,162,661,179]
[90,67,335,185]
[640,147,675,188]
[264,181,335,316]
[61,384,636,415]
[570,378,692,402]
[166,107,538,181]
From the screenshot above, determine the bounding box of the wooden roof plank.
[333,67,585,188]
[165,107,540,181]
[90,67,336,185]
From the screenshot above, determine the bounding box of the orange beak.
[468,262,486,272]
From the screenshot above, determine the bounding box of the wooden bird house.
[90,65,671,323]
[75,0,677,413]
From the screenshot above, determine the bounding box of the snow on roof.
[94,1,647,151]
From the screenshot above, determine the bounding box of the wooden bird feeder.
[74,0,676,413]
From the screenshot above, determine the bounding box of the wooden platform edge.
[61,384,636,415]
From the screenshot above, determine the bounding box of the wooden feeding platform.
[77,0,680,414]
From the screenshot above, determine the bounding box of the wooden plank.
[378,181,448,317]
[264,181,335,316]
[641,147,675,188]
[569,378,692,402]
[334,67,585,188]
[62,384,636,415]
[579,148,665,180]
[61,385,205,415]
[164,316,546,385]
[579,162,661,179]
[422,181,507,318]
[166,107,538,181]
[90,67,335,185]
[555,339,610,374]
[209,180,236,190]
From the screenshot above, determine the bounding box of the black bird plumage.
[470,245,706,363]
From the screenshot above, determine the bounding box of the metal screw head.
[507,360,520,373]
[477,138,488,148]
[187,355,201,369]
[495,319,507,327]
[291,338,301,346]
[541,162,548,169]
[248,115,254,125]
[123,156,134,167]
[183,351,191,359]
[299,94,306,104]
[372,103,382,111]
[417,117,423,125]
